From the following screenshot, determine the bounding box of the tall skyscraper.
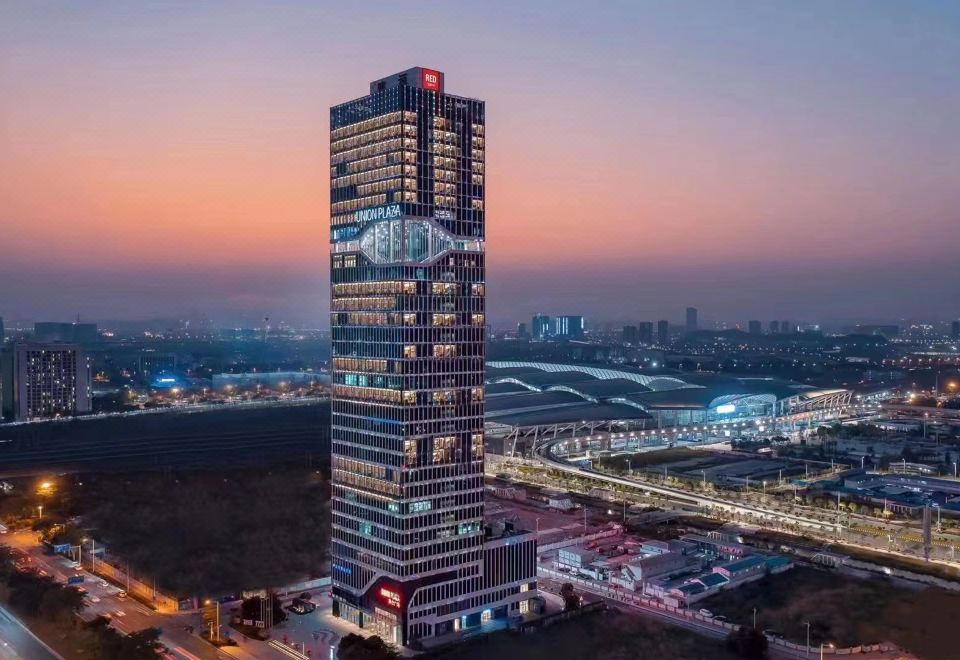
[516,322,527,338]
[685,307,698,334]
[748,320,761,335]
[657,319,670,345]
[621,325,638,344]
[0,316,5,344]
[1,343,91,421]
[553,315,584,338]
[781,320,791,334]
[952,320,960,339]
[637,321,654,344]
[33,321,99,344]
[769,320,780,334]
[532,314,551,339]
[329,68,535,646]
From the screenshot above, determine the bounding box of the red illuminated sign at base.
[379,587,401,608]
[421,68,442,92]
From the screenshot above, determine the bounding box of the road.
[0,603,61,660]
[1,531,288,660]
[534,437,843,533]
[534,435,960,565]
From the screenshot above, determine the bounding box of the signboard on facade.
[355,204,402,225]
[421,68,442,91]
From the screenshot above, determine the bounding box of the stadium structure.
[483,362,851,457]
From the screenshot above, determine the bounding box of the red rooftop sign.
[421,68,442,91]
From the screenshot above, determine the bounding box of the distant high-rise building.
[328,67,535,646]
[748,320,762,335]
[953,320,960,339]
[657,320,670,344]
[33,321,98,344]
[516,322,528,338]
[1,343,91,421]
[0,316,4,344]
[781,320,791,334]
[769,320,780,334]
[638,321,654,344]
[138,351,177,380]
[554,315,584,338]
[685,307,698,334]
[532,314,551,339]
[622,325,639,344]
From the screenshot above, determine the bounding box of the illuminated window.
[432,436,456,463]
[403,345,417,358]
[409,500,432,513]
[432,390,457,406]
[432,344,456,358]
[432,282,459,296]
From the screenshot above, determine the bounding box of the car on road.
[88,596,101,603]
[114,610,126,617]
[698,609,713,617]
[98,580,109,587]
[116,591,127,599]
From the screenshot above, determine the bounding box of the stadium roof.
[486,402,650,427]
[483,362,850,428]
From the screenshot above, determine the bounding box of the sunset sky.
[2,1,958,327]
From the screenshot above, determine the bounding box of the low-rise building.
[713,555,768,584]
[610,551,697,592]
[542,489,574,511]
[679,533,751,560]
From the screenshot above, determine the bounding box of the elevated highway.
[534,436,842,533]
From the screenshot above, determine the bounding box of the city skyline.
[2,1,959,325]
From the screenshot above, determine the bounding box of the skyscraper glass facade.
[329,68,535,646]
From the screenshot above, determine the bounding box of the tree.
[559,582,581,611]
[38,584,85,622]
[83,617,163,660]
[726,625,769,660]
[337,633,399,660]
[0,545,17,581]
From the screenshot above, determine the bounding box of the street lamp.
[820,642,835,659]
